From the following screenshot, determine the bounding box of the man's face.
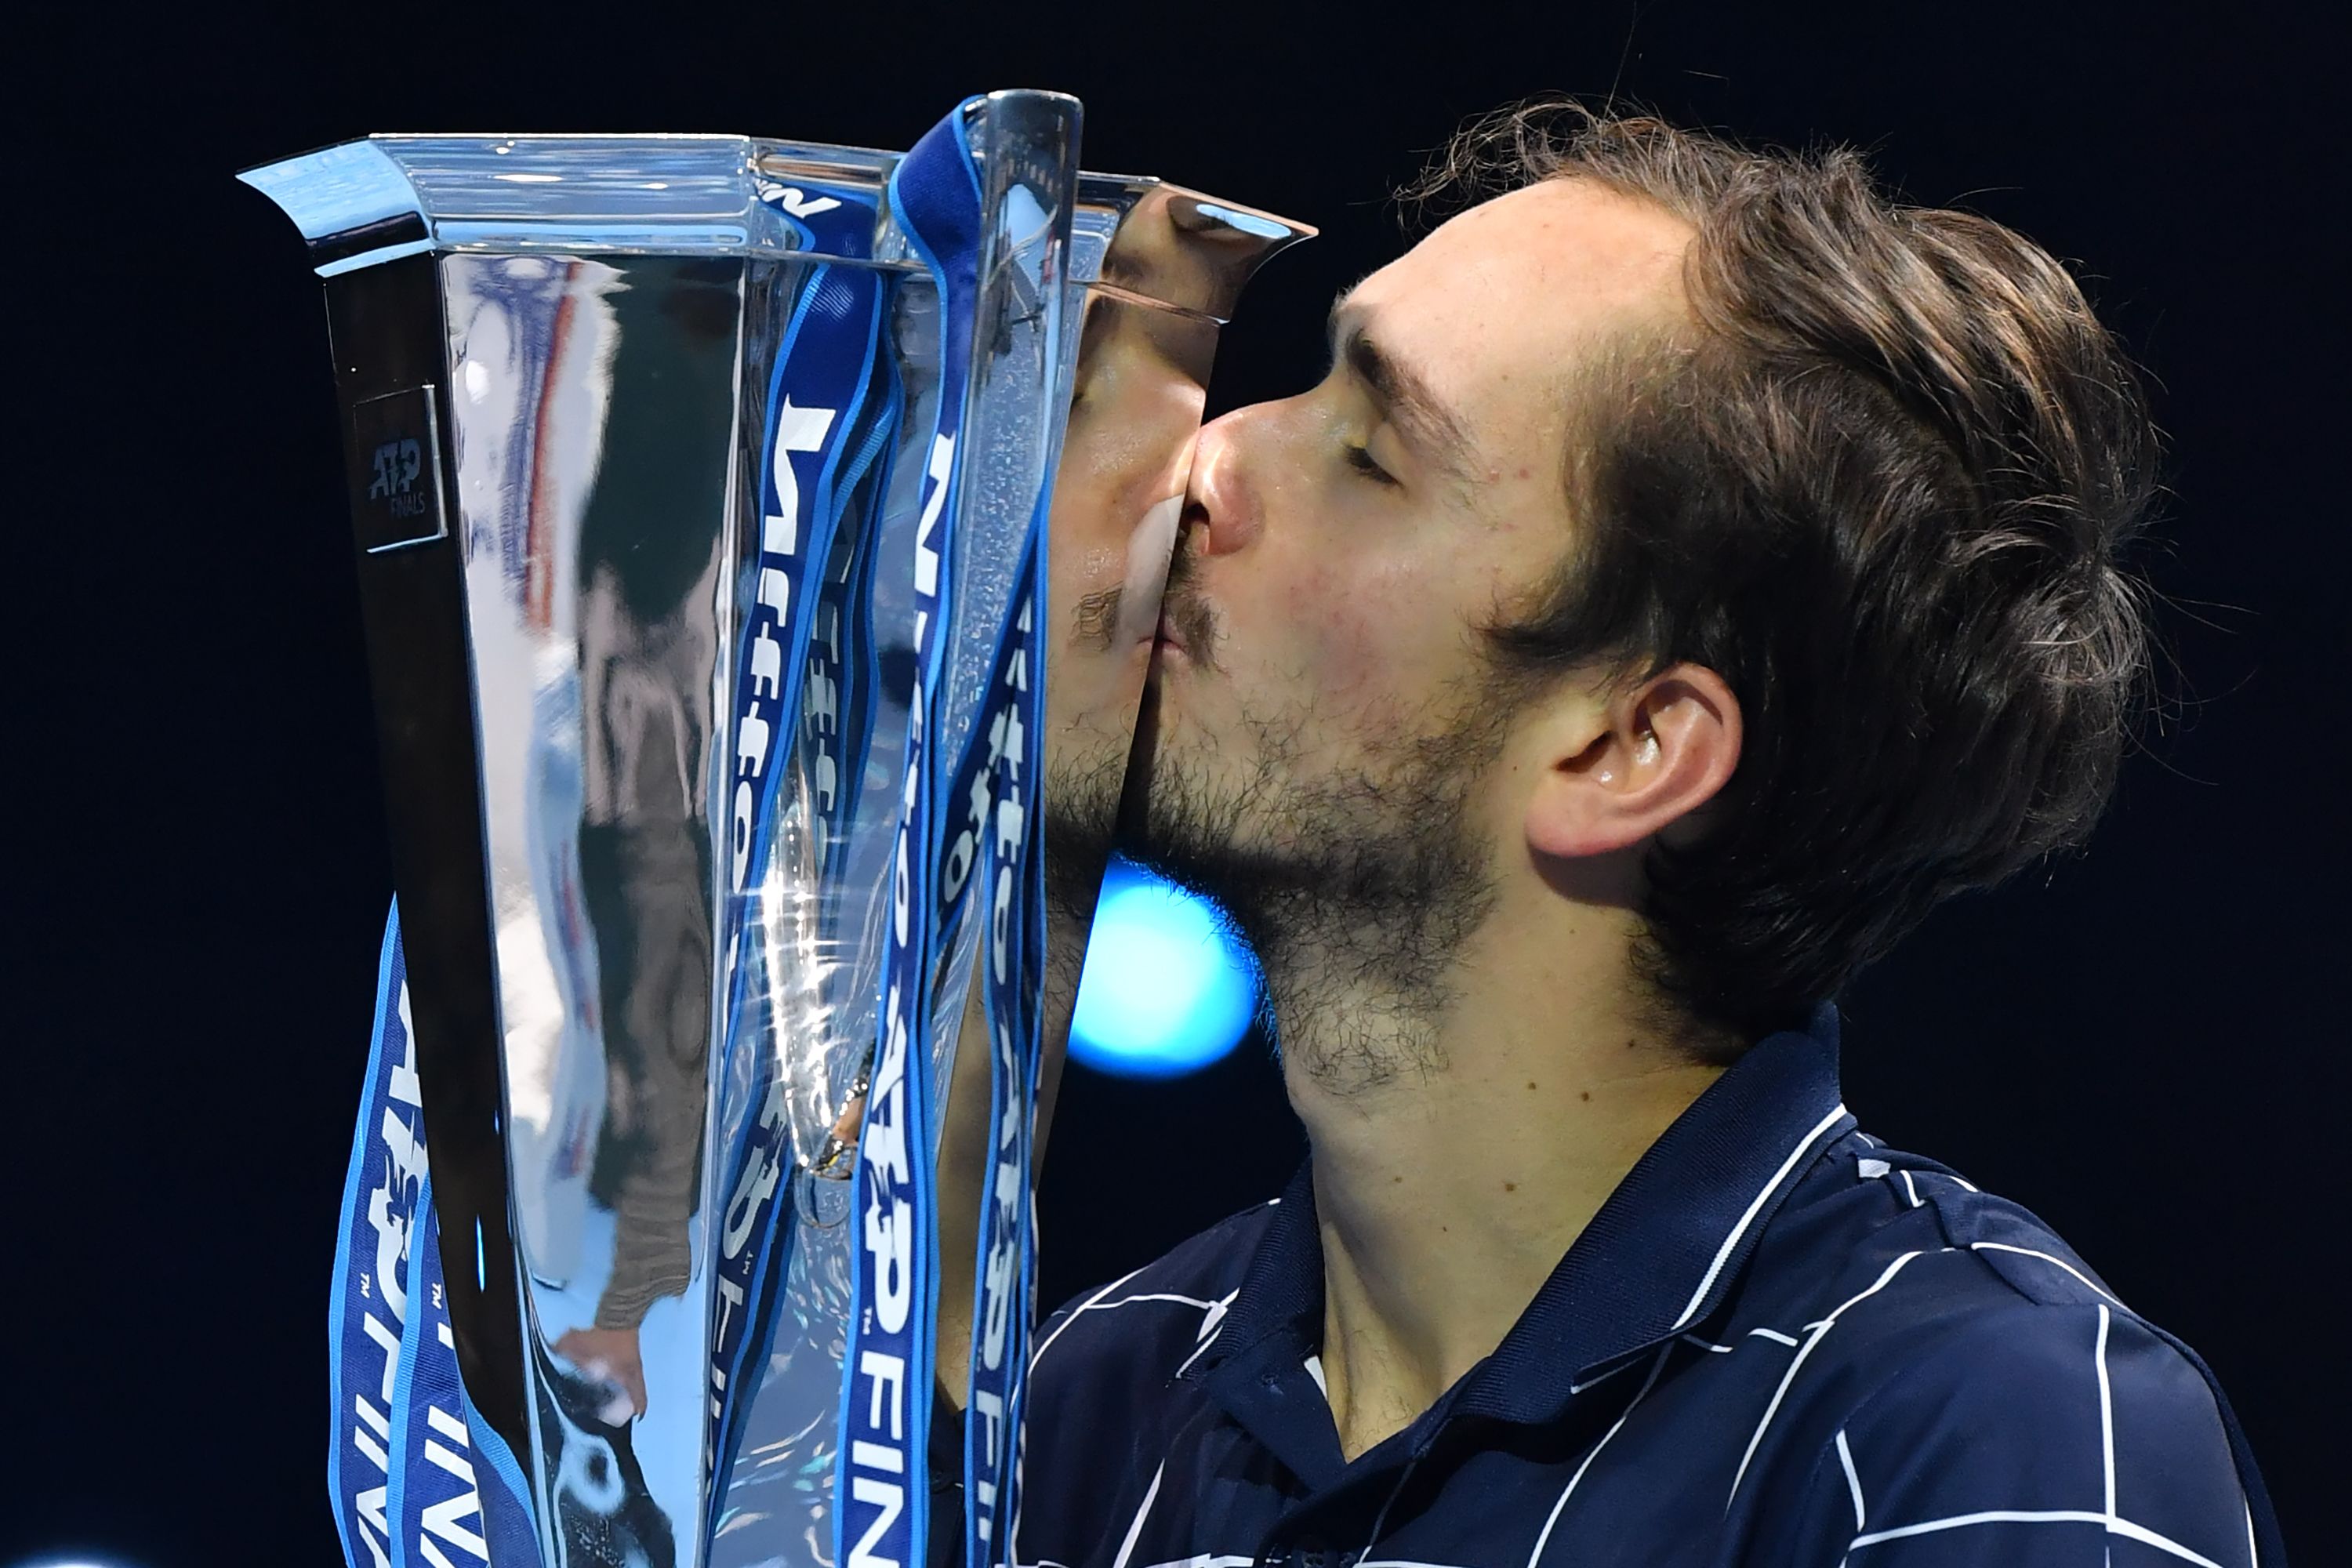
[1126,178,1693,1021]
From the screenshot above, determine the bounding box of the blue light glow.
[1069,858,1259,1079]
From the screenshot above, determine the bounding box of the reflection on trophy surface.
[1045,188,1235,898]
[245,100,1308,1568]
[471,252,745,1535]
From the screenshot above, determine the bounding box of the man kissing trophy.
[244,89,1307,1568]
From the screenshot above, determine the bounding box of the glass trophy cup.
[244,90,1308,1568]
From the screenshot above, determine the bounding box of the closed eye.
[1344,444,1398,485]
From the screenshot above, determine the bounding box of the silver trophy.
[245,91,1306,1568]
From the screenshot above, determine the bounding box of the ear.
[1524,664,1743,862]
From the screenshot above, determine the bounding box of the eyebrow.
[1328,286,1478,485]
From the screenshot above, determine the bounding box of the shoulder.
[1746,1130,2157,1332]
[1719,1133,2267,1566]
[1744,1131,2238,1427]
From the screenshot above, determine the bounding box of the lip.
[1150,612,1188,659]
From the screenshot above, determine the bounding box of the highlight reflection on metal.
[245,97,1307,1568]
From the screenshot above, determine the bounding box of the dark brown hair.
[1411,102,2162,1060]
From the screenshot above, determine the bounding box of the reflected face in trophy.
[1126,178,1697,988]
[1040,191,1264,898]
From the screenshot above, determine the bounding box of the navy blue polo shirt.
[1011,1007,2285,1566]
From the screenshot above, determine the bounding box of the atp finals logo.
[368,437,430,520]
[349,387,446,552]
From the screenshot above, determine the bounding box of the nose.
[1185,405,1265,557]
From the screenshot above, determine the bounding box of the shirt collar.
[1189,1003,1853,1428]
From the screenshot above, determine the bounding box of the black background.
[8,1,2344,1562]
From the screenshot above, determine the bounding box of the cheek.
[1279,554,1432,708]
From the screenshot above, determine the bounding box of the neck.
[1276,894,1724,1460]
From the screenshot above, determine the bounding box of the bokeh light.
[1069,858,1260,1079]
